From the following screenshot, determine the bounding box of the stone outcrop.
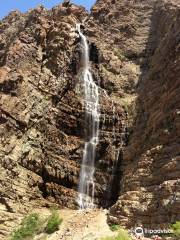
[0,0,179,238]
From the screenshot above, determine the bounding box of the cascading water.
[76,24,100,209]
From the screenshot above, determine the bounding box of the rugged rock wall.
[0,0,180,238]
[103,0,180,228]
[0,2,125,238]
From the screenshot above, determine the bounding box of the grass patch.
[101,227,131,240]
[11,213,40,240]
[171,221,180,238]
[45,210,63,234]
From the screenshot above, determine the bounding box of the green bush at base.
[110,224,120,232]
[10,210,63,239]
[11,213,40,240]
[171,221,180,238]
[45,210,63,234]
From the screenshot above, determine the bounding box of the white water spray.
[76,24,100,209]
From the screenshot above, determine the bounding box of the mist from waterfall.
[76,24,100,209]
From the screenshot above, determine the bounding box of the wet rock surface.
[0,0,180,238]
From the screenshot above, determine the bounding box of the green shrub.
[110,224,120,232]
[171,221,180,238]
[101,227,131,240]
[45,210,63,234]
[11,213,40,240]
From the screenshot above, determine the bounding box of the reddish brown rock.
[0,2,125,238]
[104,0,180,229]
[0,0,180,238]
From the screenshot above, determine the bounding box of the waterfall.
[76,24,100,209]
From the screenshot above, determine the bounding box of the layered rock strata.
[0,2,125,238]
[99,0,180,228]
[0,0,180,238]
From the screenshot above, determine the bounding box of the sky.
[0,0,96,19]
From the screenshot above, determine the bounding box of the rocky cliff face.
[100,0,180,229]
[0,0,179,238]
[0,2,125,238]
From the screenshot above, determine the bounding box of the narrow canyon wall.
[100,0,180,228]
[0,0,180,238]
